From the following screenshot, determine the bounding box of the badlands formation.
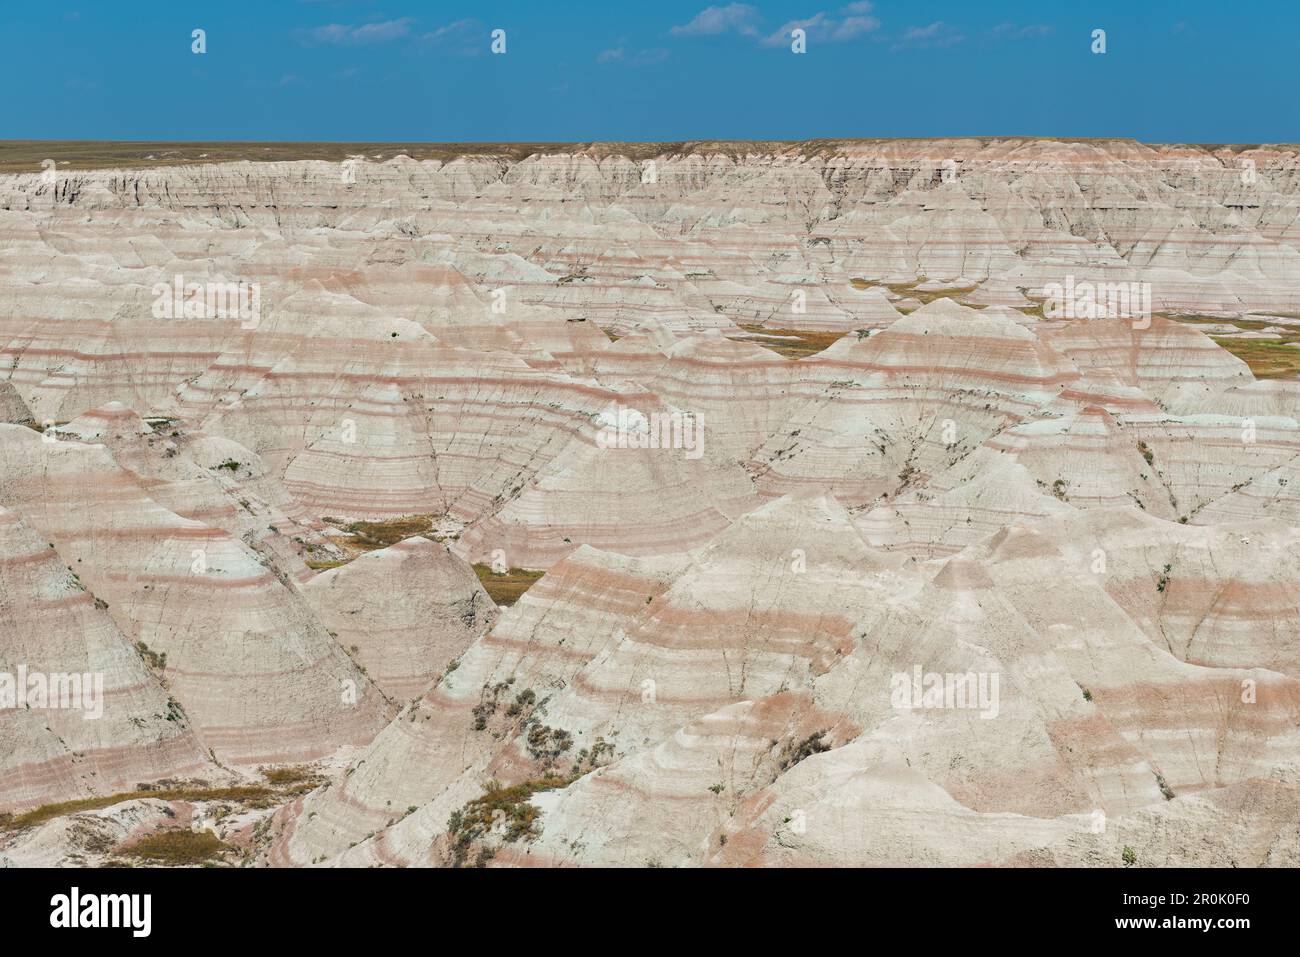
[1,138,1299,867]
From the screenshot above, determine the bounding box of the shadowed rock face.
[1,141,1299,867]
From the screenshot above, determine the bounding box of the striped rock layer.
[0,142,1297,865]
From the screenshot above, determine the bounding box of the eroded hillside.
[2,140,1298,867]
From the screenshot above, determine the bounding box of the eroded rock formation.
[2,140,1298,867]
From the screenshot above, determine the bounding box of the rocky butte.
[0,138,1297,868]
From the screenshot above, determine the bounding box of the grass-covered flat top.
[2,138,1292,173]
[0,140,578,172]
[0,139,854,172]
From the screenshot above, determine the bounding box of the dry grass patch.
[446,775,569,866]
[310,515,456,572]
[2,778,319,832]
[732,325,845,359]
[472,565,546,606]
[260,765,321,788]
[304,558,350,571]
[906,283,979,305]
[312,515,441,569]
[850,277,978,309]
[117,829,232,866]
[1209,337,1300,379]
[1169,313,1280,331]
[1159,313,1300,379]
[444,731,615,866]
[340,515,436,549]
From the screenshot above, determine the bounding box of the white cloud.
[307,24,349,44]
[673,2,879,47]
[894,20,965,49]
[419,19,485,55]
[989,22,1053,40]
[351,19,414,43]
[760,9,881,47]
[902,22,945,41]
[306,18,413,45]
[598,46,670,66]
[671,4,760,37]
[632,47,671,65]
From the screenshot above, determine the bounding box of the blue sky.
[2,0,1295,143]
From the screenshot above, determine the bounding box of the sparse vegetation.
[1154,771,1175,801]
[472,564,545,606]
[525,724,574,767]
[445,775,568,866]
[506,688,536,718]
[305,515,448,572]
[162,696,186,723]
[305,558,350,570]
[849,276,979,309]
[339,515,436,550]
[729,325,845,359]
[2,781,311,832]
[472,680,515,731]
[1209,336,1300,379]
[118,829,232,866]
[136,641,167,671]
[1122,845,1137,866]
[261,765,321,788]
[446,693,616,866]
[779,730,833,770]
[573,737,614,771]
